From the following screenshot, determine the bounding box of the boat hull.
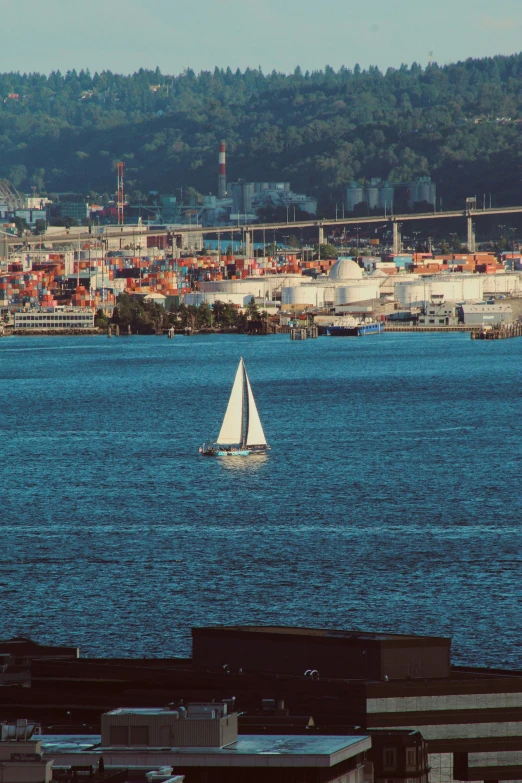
[327,323,385,337]
[200,445,270,457]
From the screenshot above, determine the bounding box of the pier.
[290,326,318,340]
[471,322,522,340]
[386,325,478,333]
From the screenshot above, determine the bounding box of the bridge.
[5,205,522,256]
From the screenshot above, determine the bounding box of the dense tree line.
[100,293,263,333]
[1,55,522,211]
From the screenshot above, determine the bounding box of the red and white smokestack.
[218,141,227,199]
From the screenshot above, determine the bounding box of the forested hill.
[1,54,522,211]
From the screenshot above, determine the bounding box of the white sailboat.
[200,358,270,457]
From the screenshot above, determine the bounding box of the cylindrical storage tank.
[417,182,430,204]
[461,275,484,300]
[379,186,395,210]
[429,183,437,206]
[482,273,520,295]
[396,281,430,307]
[367,187,379,210]
[430,278,464,301]
[334,282,380,305]
[346,187,364,212]
[281,285,319,308]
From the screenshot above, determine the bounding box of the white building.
[14,307,95,331]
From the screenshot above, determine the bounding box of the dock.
[290,327,318,340]
[385,325,478,333]
[471,323,522,340]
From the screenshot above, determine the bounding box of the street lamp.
[354,226,361,253]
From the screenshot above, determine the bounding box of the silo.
[367,187,379,210]
[379,185,395,211]
[346,187,364,212]
[461,275,484,300]
[396,281,430,307]
[334,281,380,305]
[430,278,464,301]
[416,180,431,204]
[482,273,521,295]
[281,285,319,308]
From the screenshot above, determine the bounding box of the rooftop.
[195,626,448,642]
[40,734,371,768]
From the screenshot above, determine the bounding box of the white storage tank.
[482,273,521,295]
[461,275,484,300]
[334,281,380,305]
[281,284,321,308]
[396,281,430,307]
[430,278,465,301]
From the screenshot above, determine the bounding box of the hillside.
[1,55,522,212]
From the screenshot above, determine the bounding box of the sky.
[1,0,521,76]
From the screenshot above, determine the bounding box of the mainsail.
[245,369,267,447]
[217,360,244,444]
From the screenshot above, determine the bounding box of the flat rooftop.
[40,734,371,767]
[195,626,448,642]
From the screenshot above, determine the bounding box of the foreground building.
[41,701,371,783]
[3,628,522,783]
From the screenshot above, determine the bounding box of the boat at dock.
[324,317,385,337]
[200,358,270,457]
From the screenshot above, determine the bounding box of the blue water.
[1,332,521,667]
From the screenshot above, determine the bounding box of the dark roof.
[193,626,450,644]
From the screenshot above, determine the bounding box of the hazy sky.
[1,0,521,75]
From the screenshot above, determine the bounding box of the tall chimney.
[218,141,227,199]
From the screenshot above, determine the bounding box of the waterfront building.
[418,304,460,326]
[459,302,513,325]
[14,307,95,331]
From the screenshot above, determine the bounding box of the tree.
[317,243,337,259]
[246,296,260,319]
[197,302,212,329]
[34,219,46,235]
[13,216,28,237]
[95,309,109,329]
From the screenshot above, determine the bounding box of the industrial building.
[459,302,513,325]
[346,178,436,213]
[418,304,460,326]
[231,180,317,218]
[59,202,90,223]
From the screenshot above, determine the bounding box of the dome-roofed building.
[328,258,364,281]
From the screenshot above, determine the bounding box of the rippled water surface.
[1,332,521,666]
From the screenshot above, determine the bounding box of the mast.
[241,357,248,449]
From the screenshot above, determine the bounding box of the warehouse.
[459,302,513,325]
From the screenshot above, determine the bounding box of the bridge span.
[6,205,522,255]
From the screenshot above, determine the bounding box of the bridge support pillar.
[318,225,324,247]
[467,216,476,253]
[392,221,401,255]
[245,230,253,258]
